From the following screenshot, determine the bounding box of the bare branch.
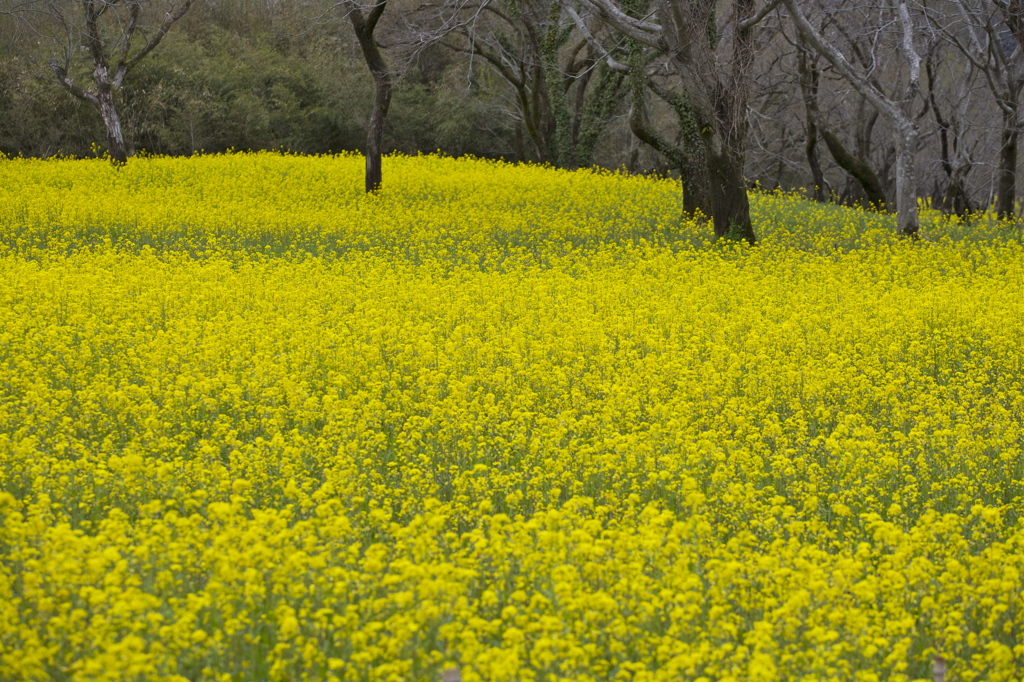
[566,4,628,72]
[576,0,664,48]
[115,0,194,85]
[897,0,921,90]
[47,59,99,106]
[739,0,783,31]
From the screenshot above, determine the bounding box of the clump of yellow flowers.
[0,152,1022,681]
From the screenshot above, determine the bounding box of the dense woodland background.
[0,0,1021,226]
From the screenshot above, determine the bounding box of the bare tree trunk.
[997,7,1024,220]
[514,120,525,162]
[893,124,920,235]
[350,1,392,193]
[626,48,713,221]
[50,62,130,164]
[925,53,973,217]
[705,141,754,241]
[365,71,391,193]
[576,0,767,243]
[796,44,887,207]
[797,50,828,202]
[445,2,623,170]
[683,167,712,218]
[928,0,1023,221]
[98,89,128,164]
[997,109,1019,219]
[629,95,712,219]
[804,119,827,202]
[818,126,888,210]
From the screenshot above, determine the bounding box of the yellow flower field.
[0,153,1022,681]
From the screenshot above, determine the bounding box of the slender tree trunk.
[818,126,888,210]
[797,41,884,208]
[926,55,972,217]
[364,71,391,193]
[350,2,392,193]
[805,119,827,202]
[893,124,920,236]
[97,89,128,164]
[997,109,1019,219]
[797,48,827,202]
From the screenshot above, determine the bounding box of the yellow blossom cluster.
[0,153,1022,681]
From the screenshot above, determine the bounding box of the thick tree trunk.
[682,165,712,219]
[576,0,759,241]
[996,110,1019,220]
[655,0,758,243]
[350,2,392,193]
[705,141,756,244]
[628,81,713,221]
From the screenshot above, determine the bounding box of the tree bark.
[804,117,827,202]
[629,96,712,219]
[925,54,973,217]
[683,168,712,218]
[797,44,886,209]
[893,123,920,235]
[997,108,1019,219]
[350,1,392,193]
[933,0,1023,220]
[627,59,713,221]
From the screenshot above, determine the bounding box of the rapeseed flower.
[0,152,1022,680]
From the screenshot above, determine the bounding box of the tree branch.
[739,0,782,31]
[115,0,194,86]
[576,0,664,49]
[566,4,628,72]
[48,60,99,106]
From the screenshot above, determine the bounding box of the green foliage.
[0,56,104,158]
[0,18,515,160]
[719,220,750,243]
[120,26,373,155]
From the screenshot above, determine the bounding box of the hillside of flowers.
[0,153,1022,681]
